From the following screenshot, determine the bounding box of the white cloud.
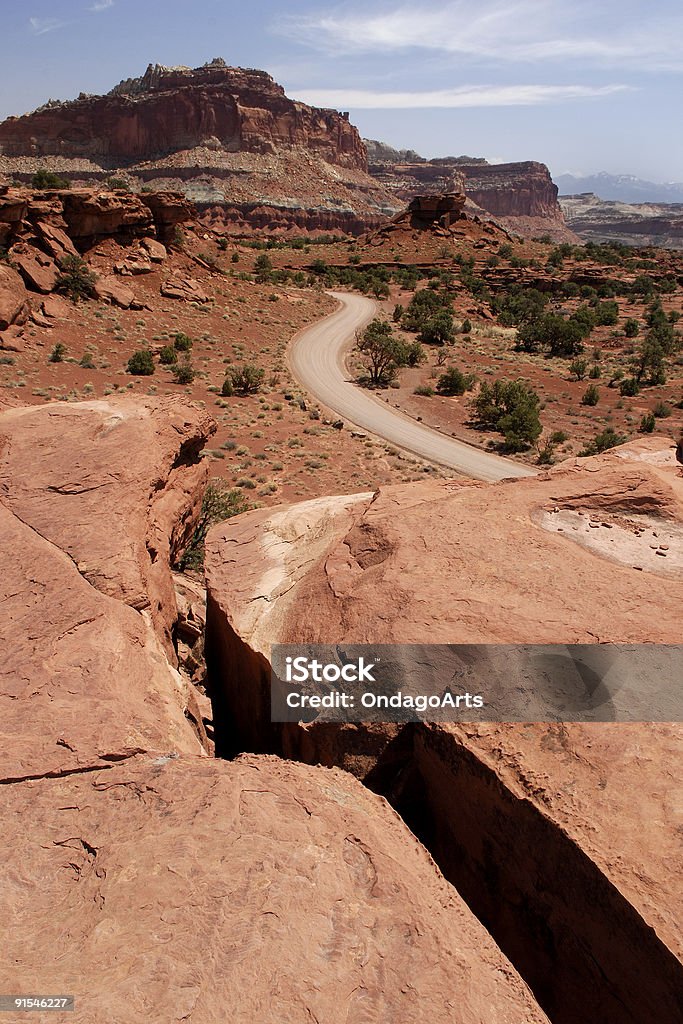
[90,0,114,10]
[29,17,67,35]
[291,83,632,109]
[277,1,683,70]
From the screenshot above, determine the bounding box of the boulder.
[140,235,167,261]
[34,218,79,261]
[0,263,29,330]
[93,273,137,309]
[11,242,59,293]
[0,753,549,1024]
[0,500,207,782]
[161,274,209,303]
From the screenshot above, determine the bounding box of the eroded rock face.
[0,753,549,1024]
[0,61,367,171]
[0,397,216,656]
[368,158,577,241]
[0,263,29,331]
[560,192,683,250]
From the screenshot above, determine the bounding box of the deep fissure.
[201,617,683,1024]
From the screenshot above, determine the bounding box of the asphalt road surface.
[289,290,537,482]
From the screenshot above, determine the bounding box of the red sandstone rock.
[161,274,209,302]
[140,235,167,261]
[0,61,367,172]
[60,189,154,239]
[34,218,79,261]
[0,753,549,1023]
[0,397,216,657]
[93,273,137,308]
[0,263,29,330]
[11,242,59,293]
[204,437,683,1024]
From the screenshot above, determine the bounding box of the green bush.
[221,376,234,397]
[588,363,601,379]
[172,360,195,384]
[31,168,71,190]
[173,332,193,352]
[159,345,177,365]
[619,377,640,397]
[570,357,588,380]
[55,255,97,302]
[436,367,475,396]
[624,318,640,338]
[79,351,95,369]
[127,349,155,376]
[580,428,627,456]
[227,364,265,395]
[178,481,250,571]
[472,378,542,451]
[48,342,66,363]
[653,400,671,418]
[414,384,435,397]
[461,318,472,334]
[640,412,656,433]
[581,384,600,406]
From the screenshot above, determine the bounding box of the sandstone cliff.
[560,192,683,250]
[369,157,577,242]
[0,59,366,171]
[0,60,398,235]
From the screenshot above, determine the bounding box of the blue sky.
[1,1,682,181]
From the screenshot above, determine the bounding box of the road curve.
[288,290,537,482]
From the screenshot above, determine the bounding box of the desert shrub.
[640,412,656,433]
[48,342,66,363]
[79,351,95,369]
[227,364,265,395]
[159,345,177,365]
[55,255,97,302]
[624,318,640,338]
[231,252,240,263]
[619,377,640,397]
[588,363,601,379]
[472,378,542,451]
[516,312,586,357]
[414,384,435,397]
[580,428,627,456]
[126,349,155,376]
[393,303,404,322]
[570,357,588,380]
[581,384,600,406]
[178,481,250,571]
[173,332,193,352]
[550,430,569,444]
[355,318,415,386]
[653,400,671,418]
[31,168,70,190]
[217,237,229,251]
[172,360,195,384]
[436,367,475,396]
[106,176,130,191]
[461,318,472,334]
[419,311,455,345]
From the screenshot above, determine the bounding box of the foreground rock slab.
[0,754,549,1024]
[205,438,683,1023]
[0,396,216,779]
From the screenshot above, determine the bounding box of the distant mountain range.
[556,172,683,204]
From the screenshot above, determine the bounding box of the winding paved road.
[289,290,537,482]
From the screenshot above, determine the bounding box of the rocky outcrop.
[204,438,683,1023]
[0,397,216,656]
[0,396,216,780]
[560,192,683,249]
[368,158,577,241]
[0,185,194,250]
[0,753,549,1024]
[0,60,367,171]
[0,62,398,235]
